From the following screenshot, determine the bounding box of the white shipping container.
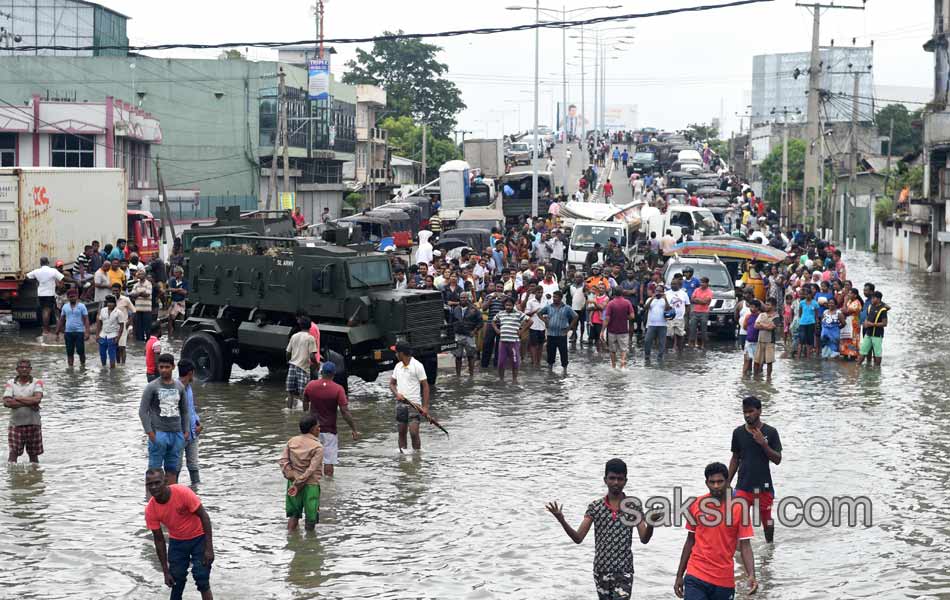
[0,168,128,278]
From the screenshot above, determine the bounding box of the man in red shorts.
[728,395,783,543]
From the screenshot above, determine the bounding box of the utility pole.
[267,68,284,209]
[592,30,599,138]
[846,70,860,247]
[531,0,540,217]
[772,106,800,229]
[316,0,325,59]
[280,68,290,211]
[797,1,865,230]
[883,116,894,197]
[562,5,568,192]
[580,27,586,139]
[421,121,428,181]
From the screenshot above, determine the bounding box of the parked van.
[567,219,637,269]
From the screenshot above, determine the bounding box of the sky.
[103,0,934,138]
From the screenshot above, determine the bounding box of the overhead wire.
[4,0,775,53]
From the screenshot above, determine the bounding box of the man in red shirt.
[688,277,714,350]
[603,178,614,200]
[304,362,359,477]
[145,468,214,600]
[601,288,635,368]
[674,462,758,599]
[145,323,163,382]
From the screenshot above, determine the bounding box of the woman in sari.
[741,261,767,302]
[839,288,863,359]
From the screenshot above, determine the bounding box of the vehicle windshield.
[510,143,529,152]
[666,264,732,289]
[347,259,392,287]
[633,152,655,161]
[695,209,721,236]
[571,224,625,249]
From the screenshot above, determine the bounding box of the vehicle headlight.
[720,299,736,310]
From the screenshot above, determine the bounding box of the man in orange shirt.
[674,462,758,599]
[145,468,214,600]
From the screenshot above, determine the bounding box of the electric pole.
[280,68,290,210]
[772,106,799,229]
[847,70,860,247]
[267,68,284,209]
[797,1,865,230]
[421,121,428,182]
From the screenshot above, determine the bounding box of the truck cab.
[568,220,636,269]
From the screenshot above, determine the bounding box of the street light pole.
[580,26,586,140]
[532,0,540,217]
[561,5,568,194]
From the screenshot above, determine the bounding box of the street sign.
[280,192,295,210]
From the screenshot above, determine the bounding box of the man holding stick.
[389,342,430,451]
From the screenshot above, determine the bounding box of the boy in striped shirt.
[492,297,529,383]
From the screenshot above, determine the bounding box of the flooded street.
[2,251,950,600]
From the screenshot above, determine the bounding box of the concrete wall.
[891,224,930,268]
[0,56,265,201]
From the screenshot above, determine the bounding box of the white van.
[639,205,722,243]
[567,220,637,269]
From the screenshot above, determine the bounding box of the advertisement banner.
[308,59,330,100]
[280,192,295,210]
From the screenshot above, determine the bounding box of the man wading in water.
[546,459,657,600]
[728,396,782,543]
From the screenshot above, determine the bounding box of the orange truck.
[0,168,160,322]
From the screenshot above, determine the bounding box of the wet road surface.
[2,252,950,599]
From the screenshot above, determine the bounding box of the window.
[51,134,94,167]
[0,133,15,167]
[347,259,392,287]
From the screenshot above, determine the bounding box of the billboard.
[308,59,330,100]
[604,104,638,130]
[561,102,586,138]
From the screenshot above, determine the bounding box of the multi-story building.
[0,0,128,57]
[751,47,874,127]
[922,0,950,273]
[0,2,365,223]
[353,84,389,207]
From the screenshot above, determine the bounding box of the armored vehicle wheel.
[182,332,230,383]
[420,354,439,386]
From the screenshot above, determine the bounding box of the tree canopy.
[758,138,806,208]
[342,32,466,138]
[686,122,719,143]
[380,115,460,177]
[875,103,922,157]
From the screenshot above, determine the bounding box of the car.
[630,151,658,175]
[662,255,737,335]
[507,142,532,165]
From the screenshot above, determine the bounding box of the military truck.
[179,229,451,386]
[180,206,297,253]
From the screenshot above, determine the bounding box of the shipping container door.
[0,174,19,274]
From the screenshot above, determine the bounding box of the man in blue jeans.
[140,353,189,485]
[55,288,90,367]
[145,468,214,600]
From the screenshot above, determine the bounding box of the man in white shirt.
[665,278,691,352]
[26,257,64,334]
[389,342,430,451]
[660,229,677,255]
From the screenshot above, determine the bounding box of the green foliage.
[379,115,460,175]
[707,138,729,159]
[344,192,363,210]
[758,138,807,208]
[687,123,719,143]
[875,104,923,156]
[874,197,895,223]
[342,31,466,138]
[883,164,924,199]
[218,49,244,60]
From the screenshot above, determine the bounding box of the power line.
[3,0,774,53]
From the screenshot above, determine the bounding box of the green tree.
[758,138,806,209]
[342,32,466,138]
[218,49,244,60]
[380,115,460,177]
[876,103,923,156]
[686,122,719,143]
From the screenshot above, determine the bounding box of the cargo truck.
[0,168,160,322]
[463,138,505,178]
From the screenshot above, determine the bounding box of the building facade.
[0,0,128,57]
[751,47,874,127]
[922,0,950,273]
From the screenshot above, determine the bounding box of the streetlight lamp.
[506,3,621,215]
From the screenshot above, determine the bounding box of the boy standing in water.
[546,459,657,600]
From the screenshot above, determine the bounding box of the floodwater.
[2,252,950,600]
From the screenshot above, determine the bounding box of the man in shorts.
[166,267,189,337]
[286,317,318,410]
[145,468,215,599]
[753,298,778,377]
[665,278,691,352]
[139,353,189,485]
[4,359,44,463]
[389,342,430,451]
[546,458,658,600]
[601,288,635,369]
[742,300,761,377]
[493,297,529,383]
[728,396,783,543]
[860,291,888,367]
[449,292,483,376]
[279,414,324,531]
[304,362,359,477]
[111,282,135,365]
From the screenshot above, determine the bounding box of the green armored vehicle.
[180,206,297,253]
[179,229,450,386]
